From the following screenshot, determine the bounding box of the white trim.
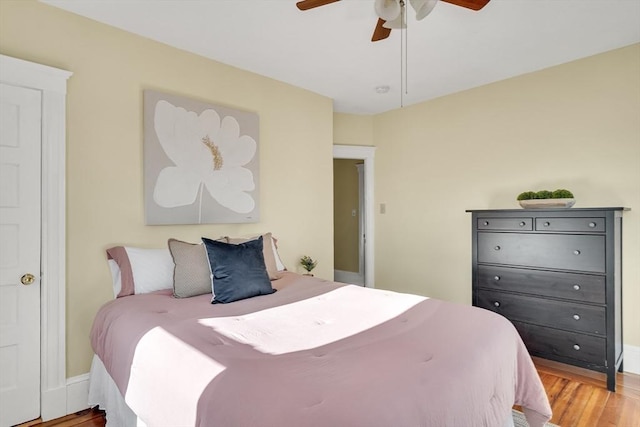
[0,54,72,422]
[66,373,90,415]
[623,344,640,375]
[333,145,375,288]
[356,163,365,279]
[0,55,71,94]
[334,269,364,286]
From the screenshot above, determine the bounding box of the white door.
[0,83,42,427]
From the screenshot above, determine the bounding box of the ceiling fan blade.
[441,0,490,11]
[296,0,341,11]
[371,18,392,42]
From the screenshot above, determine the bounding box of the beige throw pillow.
[168,238,221,298]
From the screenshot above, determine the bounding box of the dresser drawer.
[536,217,605,233]
[512,321,605,367]
[477,266,605,304]
[477,232,605,273]
[476,290,605,335]
[477,217,532,231]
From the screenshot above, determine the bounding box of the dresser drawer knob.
[483,221,489,226]
[573,250,581,255]
[544,221,551,227]
[494,246,501,251]
[573,344,581,351]
[573,314,581,321]
[493,301,500,307]
[494,276,501,281]
[589,222,597,228]
[519,221,526,227]
[573,284,581,291]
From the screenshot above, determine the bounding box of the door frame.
[356,163,365,282]
[333,145,375,288]
[1,55,72,421]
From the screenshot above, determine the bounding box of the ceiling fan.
[296,0,491,42]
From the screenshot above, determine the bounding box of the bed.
[89,251,552,427]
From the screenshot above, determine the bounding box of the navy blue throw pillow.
[202,236,275,304]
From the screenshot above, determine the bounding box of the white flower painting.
[144,91,259,224]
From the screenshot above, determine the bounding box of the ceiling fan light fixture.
[296,0,492,43]
[410,0,439,20]
[374,0,402,22]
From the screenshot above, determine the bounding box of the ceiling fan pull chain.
[399,0,408,107]
[405,2,408,97]
[400,3,404,108]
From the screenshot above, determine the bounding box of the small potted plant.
[300,255,318,276]
[517,188,575,209]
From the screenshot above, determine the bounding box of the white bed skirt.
[88,355,146,427]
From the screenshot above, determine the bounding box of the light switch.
[380,203,386,214]
[352,209,357,217]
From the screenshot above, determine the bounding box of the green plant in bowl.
[516,188,575,208]
[551,189,574,199]
[517,189,574,200]
[535,190,553,199]
[517,191,537,201]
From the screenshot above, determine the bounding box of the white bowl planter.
[518,198,576,209]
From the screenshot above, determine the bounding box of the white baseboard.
[66,373,90,415]
[334,269,364,286]
[41,385,67,422]
[623,344,640,375]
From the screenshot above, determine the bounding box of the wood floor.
[18,358,640,427]
[15,407,105,427]
[530,357,640,426]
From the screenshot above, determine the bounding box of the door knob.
[21,273,36,285]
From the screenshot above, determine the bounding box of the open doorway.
[333,159,364,285]
[332,145,375,288]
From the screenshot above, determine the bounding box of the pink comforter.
[91,273,551,427]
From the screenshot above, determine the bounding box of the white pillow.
[106,246,174,297]
[107,259,122,298]
[127,247,174,294]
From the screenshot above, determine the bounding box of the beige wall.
[337,44,640,348]
[0,1,335,377]
[333,159,361,272]
[334,113,374,146]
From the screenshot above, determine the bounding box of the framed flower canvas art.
[143,90,259,224]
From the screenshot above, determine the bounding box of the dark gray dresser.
[466,207,626,391]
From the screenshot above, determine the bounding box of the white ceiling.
[42,0,640,115]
